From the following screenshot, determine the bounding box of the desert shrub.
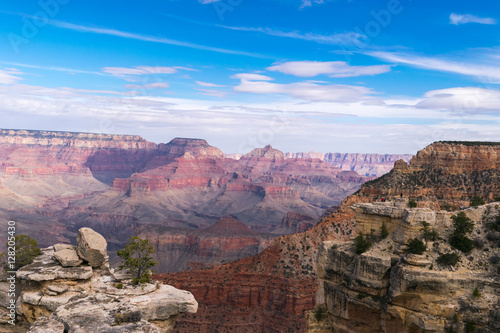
[314,307,325,321]
[380,222,389,239]
[472,287,480,298]
[450,212,475,253]
[406,238,426,255]
[117,236,158,285]
[421,221,439,241]
[408,199,418,208]
[450,235,474,253]
[489,215,500,231]
[355,233,372,255]
[470,196,485,207]
[489,254,500,264]
[3,235,41,270]
[437,253,460,267]
[473,237,485,249]
[497,266,500,274]
[357,292,369,300]
[116,283,123,289]
[465,320,476,333]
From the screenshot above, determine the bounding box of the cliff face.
[314,201,500,333]
[360,142,500,209]
[137,217,277,273]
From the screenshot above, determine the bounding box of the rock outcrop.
[314,201,500,332]
[0,227,197,332]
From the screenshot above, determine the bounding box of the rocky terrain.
[285,152,413,177]
[313,199,500,333]
[156,141,499,332]
[0,227,197,332]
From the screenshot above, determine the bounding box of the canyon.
[0,129,376,273]
[155,141,500,332]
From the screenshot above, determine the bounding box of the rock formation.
[155,141,499,332]
[0,227,197,332]
[314,200,500,332]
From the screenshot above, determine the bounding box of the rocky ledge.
[0,228,197,332]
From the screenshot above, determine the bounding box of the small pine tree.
[117,236,158,285]
[449,212,475,253]
[405,238,426,255]
[472,287,480,298]
[380,222,389,239]
[408,199,418,208]
[355,233,372,254]
[3,235,41,270]
[470,196,485,207]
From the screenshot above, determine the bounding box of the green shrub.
[357,292,369,300]
[116,283,123,289]
[117,236,158,285]
[314,307,325,321]
[421,221,439,241]
[3,235,41,270]
[408,199,418,208]
[470,196,485,207]
[355,233,372,255]
[405,238,426,255]
[437,253,460,267]
[450,212,475,253]
[472,287,480,298]
[380,222,389,239]
[450,235,474,253]
[497,266,500,274]
[465,321,476,333]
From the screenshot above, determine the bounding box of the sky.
[0,0,499,154]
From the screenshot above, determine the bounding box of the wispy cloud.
[199,0,221,3]
[267,61,391,78]
[196,81,226,87]
[219,25,365,46]
[416,87,500,113]
[368,51,500,83]
[0,61,105,76]
[232,74,376,102]
[48,20,267,58]
[449,13,496,25]
[102,66,177,77]
[124,82,170,90]
[300,0,325,10]
[0,68,24,85]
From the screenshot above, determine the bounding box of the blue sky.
[0,0,499,154]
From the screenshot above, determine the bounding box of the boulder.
[76,228,108,267]
[53,248,83,267]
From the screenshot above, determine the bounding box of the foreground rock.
[0,227,197,332]
[76,227,108,267]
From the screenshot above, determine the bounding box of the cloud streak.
[219,25,365,46]
[48,20,268,58]
[368,51,500,83]
[267,61,391,78]
[449,13,496,25]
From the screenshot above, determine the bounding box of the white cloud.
[231,73,274,81]
[48,20,267,58]
[196,81,226,87]
[450,13,496,25]
[233,76,376,103]
[196,89,230,98]
[219,26,365,46]
[102,66,177,78]
[300,0,324,9]
[368,51,500,83]
[0,68,23,85]
[124,82,170,90]
[415,87,500,113]
[267,61,391,78]
[199,0,221,3]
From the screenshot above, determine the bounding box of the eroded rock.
[76,227,108,267]
[53,248,83,267]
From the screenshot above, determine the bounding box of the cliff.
[313,201,500,333]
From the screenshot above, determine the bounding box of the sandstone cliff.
[313,200,500,333]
